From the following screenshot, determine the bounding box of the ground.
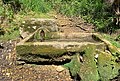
[0,40,73,81]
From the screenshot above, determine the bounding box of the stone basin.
[16,28,105,63]
[17,18,104,63]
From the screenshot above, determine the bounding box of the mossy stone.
[64,44,100,81]
[16,45,66,58]
[97,50,120,81]
[78,44,100,81]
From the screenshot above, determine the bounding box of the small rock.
[28,26,31,28]
[9,62,13,65]
[65,70,70,76]
[56,66,65,72]
[32,26,37,29]
[6,56,8,60]
[6,73,10,77]
[95,54,98,58]
[8,49,12,52]
[9,40,12,44]
[31,20,35,24]
[22,21,25,23]
[0,43,3,46]
[16,61,26,65]
[20,31,29,39]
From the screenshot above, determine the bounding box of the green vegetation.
[0,29,19,41]
[0,0,52,41]
[97,50,120,81]
[103,34,120,48]
[64,44,120,81]
[0,23,20,41]
[20,0,52,13]
[64,45,100,81]
[16,44,66,58]
[49,0,114,31]
[0,0,118,40]
[64,54,81,77]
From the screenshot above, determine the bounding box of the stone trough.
[16,18,105,63]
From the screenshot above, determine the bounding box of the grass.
[0,0,55,41]
[20,0,52,13]
[102,34,120,48]
[0,29,20,42]
[49,0,114,31]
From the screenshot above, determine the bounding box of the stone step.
[55,32,94,38]
[21,18,58,33]
[34,32,95,39]
[45,38,97,43]
[18,28,97,44]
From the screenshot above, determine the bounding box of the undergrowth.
[49,0,114,31]
[103,34,120,48]
[0,0,53,41]
[0,25,20,41]
[0,0,118,41]
[20,0,52,13]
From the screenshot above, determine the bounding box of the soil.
[0,14,105,81]
[0,40,73,81]
[56,15,95,33]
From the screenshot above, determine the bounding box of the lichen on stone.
[97,50,120,81]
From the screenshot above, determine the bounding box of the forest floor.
[56,14,95,33]
[0,14,111,81]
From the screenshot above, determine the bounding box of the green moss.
[63,53,81,77]
[45,32,60,40]
[17,54,51,62]
[93,34,120,56]
[0,30,20,41]
[33,30,41,40]
[64,44,120,81]
[79,44,100,81]
[16,45,66,58]
[21,25,37,33]
[97,50,120,81]
[102,34,120,56]
[64,44,100,81]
